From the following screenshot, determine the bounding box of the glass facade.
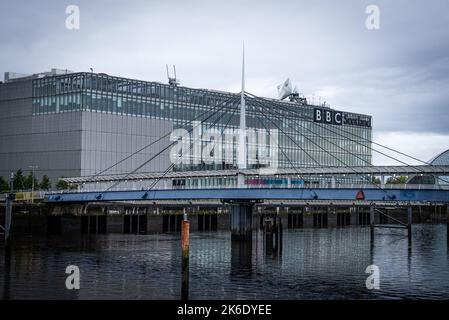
[32,72,372,178]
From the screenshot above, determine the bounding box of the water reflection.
[1,225,448,299]
[230,239,252,276]
[262,216,283,260]
[2,245,10,300]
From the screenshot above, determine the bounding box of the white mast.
[238,43,247,187]
[238,43,247,169]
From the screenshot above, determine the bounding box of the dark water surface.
[1,224,449,299]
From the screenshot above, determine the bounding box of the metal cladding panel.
[46,188,449,203]
[80,112,173,176]
[0,80,83,181]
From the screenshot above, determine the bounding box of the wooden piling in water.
[262,216,283,257]
[3,177,13,300]
[181,218,190,300]
[4,195,12,247]
[446,205,449,247]
[278,218,283,257]
[407,206,412,243]
[4,174,14,248]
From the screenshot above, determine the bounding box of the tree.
[56,178,69,190]
[23,171,39,190]
[13,169,25,191]
[69,183,78,190]
[386,176,408,184]
[0,176,9,192]
[40,175,51,190]
[371,176,381,184]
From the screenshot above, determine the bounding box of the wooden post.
[446,205,449,247]
[136,208,140,235]
[407,206,412,243]
[4,195,13,247]
[4,173,14,247]
[181,215,190,301]
[3,173,13,300]
[278,217,283,258]
[273,216,279,256]
[370,205,374,240]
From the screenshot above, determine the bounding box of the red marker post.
[181,209,190,300]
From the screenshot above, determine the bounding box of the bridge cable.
[250,97,374,167]
[247,93,449,186]
[247,101,310,196]
[249,94,449,183]
[90,94,241,179]
[247,96,394,197]
[145,102,239,191]
[105,96,241,191]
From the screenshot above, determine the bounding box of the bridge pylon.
[237,43,247,188]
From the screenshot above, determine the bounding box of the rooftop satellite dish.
[277,78,292,100]
[276,78,308,105]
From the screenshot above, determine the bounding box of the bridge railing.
[40,183,449,195]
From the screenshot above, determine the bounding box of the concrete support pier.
[230,202,254,241]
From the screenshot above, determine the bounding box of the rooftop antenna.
[288,85,300,102]
[166,64,179,86]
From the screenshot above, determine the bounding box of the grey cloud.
[1,0,448,140]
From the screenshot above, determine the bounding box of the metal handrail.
[38,183,449,194]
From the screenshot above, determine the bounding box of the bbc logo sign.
[313,108,343,125]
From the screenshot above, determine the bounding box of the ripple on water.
[0,225,448,299]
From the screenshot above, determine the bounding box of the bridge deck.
[45,187,449,203]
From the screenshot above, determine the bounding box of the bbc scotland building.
[0,69,372,188]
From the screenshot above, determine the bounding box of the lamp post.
[29,165,38,204]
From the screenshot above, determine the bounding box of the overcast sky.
[1,0,448,165]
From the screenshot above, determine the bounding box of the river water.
[1,224,449,299]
